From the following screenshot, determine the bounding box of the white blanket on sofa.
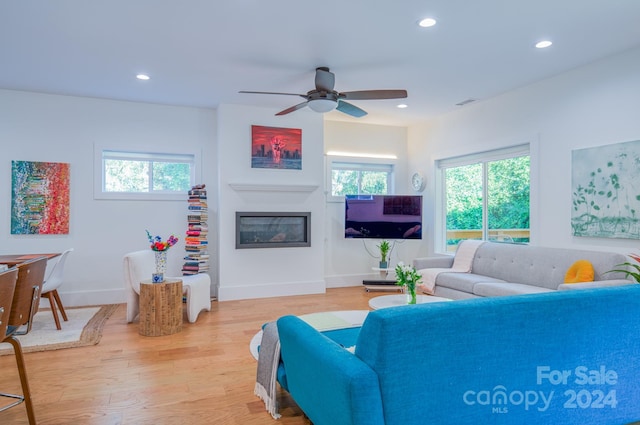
[418,240,485,294]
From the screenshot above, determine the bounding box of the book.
[183,184,210,277]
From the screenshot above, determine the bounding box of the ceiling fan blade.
[340,89,408,100]
[239,90,306,98]
[275,101,309,116]
[315,67,335,92]
[336,100,367,118]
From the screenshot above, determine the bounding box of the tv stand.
[364,267,399,292]
[362,279,401,292]
[371,267,391,278]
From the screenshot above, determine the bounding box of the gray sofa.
[413,241,633,299]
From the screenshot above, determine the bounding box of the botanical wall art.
[11,160,70,234]
[571,140,640,239]
[251,125,302,170]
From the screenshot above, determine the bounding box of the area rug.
[0,304,118,355]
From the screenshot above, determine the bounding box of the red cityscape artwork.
[251,125,302,170]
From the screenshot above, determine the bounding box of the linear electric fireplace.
[236,212,311,249]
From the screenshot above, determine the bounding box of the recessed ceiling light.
[397,104,408,109]
[535,40,553,49]
[136,73,150,80]
[418,18,437,28]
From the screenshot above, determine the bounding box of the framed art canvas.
[571,139,640,239]
[11,160,70,234]
[251,125,302,170]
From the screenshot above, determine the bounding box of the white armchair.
[123,250,211,323]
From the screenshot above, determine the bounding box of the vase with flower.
[394,261,422,304]
[146,230,179,283]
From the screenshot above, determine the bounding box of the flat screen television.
[344,194,422,239]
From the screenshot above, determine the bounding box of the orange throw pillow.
[564,260,595,283]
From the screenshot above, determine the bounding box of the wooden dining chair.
[0,257,47,425]
[0,267,17,345]
[0,267,18,415]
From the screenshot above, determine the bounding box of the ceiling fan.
[239,67,407,118]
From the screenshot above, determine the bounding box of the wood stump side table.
[139,278,183,337]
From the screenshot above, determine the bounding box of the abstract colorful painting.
[251,125,302,170]
[11,160,70,234]
[572,139,640,239]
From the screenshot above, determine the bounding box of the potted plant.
[377,240,391,269]
[608,253,640,282]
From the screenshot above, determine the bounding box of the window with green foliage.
[438,145,530,251]
[330,161,393,197]
[96,149,196,200]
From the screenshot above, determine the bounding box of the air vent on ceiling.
[455,98,477,106]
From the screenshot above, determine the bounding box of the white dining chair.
[123,250,211,323]
[41,248,74,330]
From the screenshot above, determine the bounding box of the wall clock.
[411,172,425,192]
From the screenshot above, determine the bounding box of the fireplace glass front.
[236,212,311,249]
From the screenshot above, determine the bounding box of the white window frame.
[94,144,201,201]
[435,143,531,253]
[326,155,396,202]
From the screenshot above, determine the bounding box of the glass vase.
[406,285,417,304]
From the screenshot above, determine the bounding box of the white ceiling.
[2,1,640,126]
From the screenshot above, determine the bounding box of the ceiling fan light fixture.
[240,67,406,117]
[308,98,337,113]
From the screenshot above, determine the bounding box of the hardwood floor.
[0,286,384,424]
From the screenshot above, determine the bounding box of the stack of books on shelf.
[183,184,210,276]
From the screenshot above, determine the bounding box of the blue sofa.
[277,285,640,425]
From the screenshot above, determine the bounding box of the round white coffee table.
[369,294,452,310]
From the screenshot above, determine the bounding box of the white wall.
[410,46,640,256]
[216,104,326,300]
[0,90,410,306]
[323,121,421,287]
[0,89,217,306]
[6,46,636,306]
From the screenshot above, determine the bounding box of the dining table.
[0,253,61,268]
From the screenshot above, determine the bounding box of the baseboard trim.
[55,273,378,307]
[56,288,125,308]
[325,273,386,288]
[218,279,326,301]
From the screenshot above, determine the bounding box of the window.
[437,145,530,252]
[330,161,394,197]
[95,148,198,200]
